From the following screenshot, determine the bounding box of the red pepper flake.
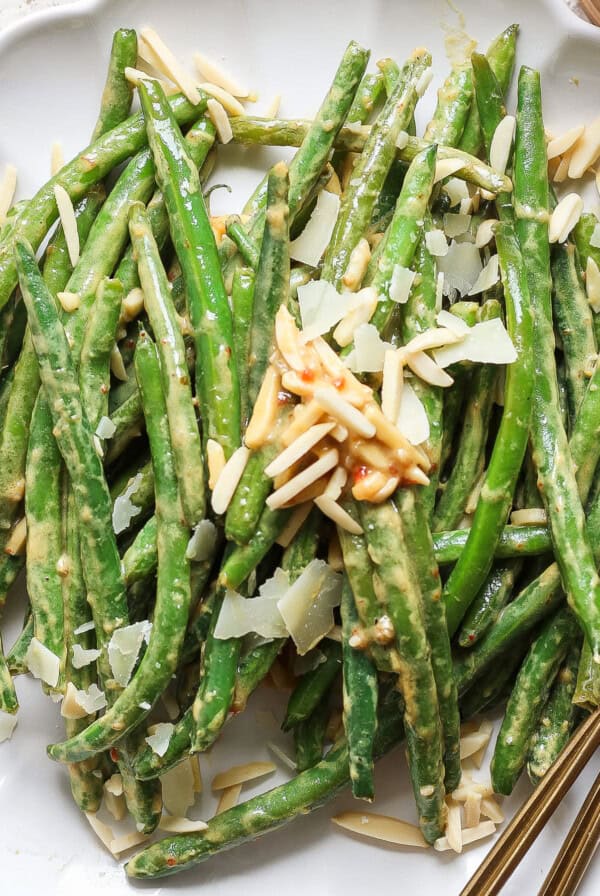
[332,376,345,390]
[353,465,369,483]
[300,368,315,383]
[110,748,119,762]
[166,857,177,867]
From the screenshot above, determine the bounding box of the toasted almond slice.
[0,163,17,225]
[245,366,281,450]
[207,98,233,144]
[265,422,336,478]
[471,720,494,768]
[212,761,276,791]
[323,465,348,500]
[110,831,149,856]
[199,82,245,116]
[193,52,250,98]
[53,184,80,267]
[124,65,174,91]
[404,327,461,355]
[352,469,389,502]
[57,291,81,313]
[451,778,494,801]
[207,438,226,490]
[275,502,313,547]
[281,400,324,447]
[267,741,297,771]
[464,791,482,829]
[381,349,404,423]
[342,238,372,291]
[211,446,250,515]
[122,286,145,322]
[110,345,128,381]
[372,475,401,502]
[475,218,496,249]
[330,424,348,442]
[568,115,600,178]
[215,783,242,815]
[404,351,454,388]
[50,141,64,176]
[140,27,201,105]
[445,800,463,853]
[434,820,496,852]
[84,812,115,853]
[265,94,282,118]
[481,796,505,824]
[553,151,572,184]
[434,158,465,183]
[159,815,209,833]
[510,507,547,526]
[313,387,376,438]
[332,811,427,848]
[490,115,516,176]
[547,124,585,160]
[549,193,584,244]
[314,495,363,534]
[4,517,26,556]
[586,256,600,312]
[267,449,338,510]
[333,289,378,346]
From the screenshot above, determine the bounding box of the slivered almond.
[553,151,572,184]
[332,811,427,848]
[53,184,80,267]
[140,28,201,105]
[267,741,297,770]
[464,791,482,828]
[275,502,312,547]
[84,812,115,853]
[190,755,203,794]
[434,820,496,852]
[323,465,348,500]
[57,291,81,313]
[452,779,494,802]
[207,98,233,144]
[207,438,226,490]
[275,305,313,372]
[434,158,464,183]
[281,400,324,446]
[445,801,463,853]
[124,66,176,91]
[245,366,281,449]
[4,517,26,556]
[489,115,516,176]
[342,238,372,291]
[549,193,584,244]
[510,507,547,526]
[547,124,585,160]
[327,531,344,571]
[0,163,17,224]
[372,475,401,502]
[352,469,389,502]
[403,327,460,355]
[193,52,250,98]
[51,141,64,175]
[198,82,245,115]
[333,289,378,346]
[110,345,128,381]
[568,115,600,178]
[212,761,275,791]
[211,446,250,514]
[381,349,404,423]
[471,720,494,768]
[215,783,242,815]
[475,218,496,249]
[405,464,430,486]
[122,287,145,322]
[265,422,336,478]
[315,495,363,534]
[363,402,417,456]
[330,424,348,442]
[267,449,338,510]
[481,797,504,824]
[159,815,209,833]
[109,831,149,855]
[403,351,454,388]
[586,257,600,312]
[313,387,375,438]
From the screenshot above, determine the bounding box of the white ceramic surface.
[0,1,599,894]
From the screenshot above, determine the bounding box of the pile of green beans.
[1,20,599,882]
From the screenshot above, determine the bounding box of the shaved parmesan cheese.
[587,257,600,312]
[396,382,430,445]
[73,620,95,636]
[194,52,249,98]
[468,254,500,295]
[159,815,208,833]
[186,518,218,561]
[475,218,496,249]
[297,280,351,341]
[332,811,427,848]
[443,177,469,208]
[85,812,115,853]
[25,637,60,687]
[568,115,600,178]
[443,213,471,238]
[0,164,17,225]
[53,184,80,267]
[214,582,288,641]
[212,761,275,791]
[434,820,496,852]
[314,494,363,533]
[547,125,585,160]
[382,349,404,423]
[436,309,470,336]
[95,416,116,439]
[437,241,483,296]
[277,558,342,655]
[140,28,201,105]
[62,682,106,718]
[51,142,64,176]
[346,323,393,373]
[211,446,250,515]
[549,193,584,243]
[0,711,17,743]
[198,82,244,116]
[145,722,174,758]
[161,757,196,816]
[425,228,448,257]
[72,644,101,669]
[389,264,416,304]
[108,620,152,687]
[434,158,464,183]
[112,471,143,534]
[290,190,340,267]
[433,318,516,368]
[490,115,516,176]
[207,97,233,143]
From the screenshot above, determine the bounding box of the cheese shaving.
[108,620,152,687]
[396,381,430,445]
[277,558,342,655]
[25,637,60,687]
[95,416,116,439]
[489,115,516,176]
[382,349,404,424]
[50,142,64,175]
[443,212,471,238]
[112,471,143,534]
[549,193,584,244]
[53,184,80,267]
[214,582,288,641]
[290,190,340,268]
[590,223,600,249]
[140,27,201,105]
[159,815,209,833]
[105,773,124,796]
[61,681,106,719]
[161,758,196,816]
[186,518,218,562]
[145,722,175,757]
[0,711,18,743]
[211,446,250,515]
[425,228,449,256]
[468,254,500,295]
[444,177,470,208]
[345,323,394,373]
[434,158,464,183]
[73,620,95,636]
[0,164,17,225]
[72,644,101,669]
[212,761,276,791]
[194,51,249,98]
[332,811,427,848]
[475,218,496,249]
[433,318,517,368]
[207,98,233,144]
[297,280,353,341]
[333,287,378,346]
[389,264,416,304]
[437,241,483,296]
[436,309,470,336]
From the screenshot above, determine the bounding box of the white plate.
[1,1,599,894]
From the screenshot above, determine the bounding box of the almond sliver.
[264,422,336,478]
[140,27,201,105]
[489,115,516,176]
[194,52,250,98]
[267,449,338,510]
[313,387,376,438]
[434,820,496,852]
[245,366,281,450]
[158,815,209,833]
[404,351,454,388]
[314,494,363,534]
[568,115,600,178]
[212,761,276,791]
[434,158,464,183]
[332,811,428,848]
[215,783,242,815]
[275,502,313,547]
[0,163,17,225]
[211,446,250,515]
[481,797,504,824]
[549,193,584,244]
[547,124,585,160]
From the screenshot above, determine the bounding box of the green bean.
[442,220,534,636]
[491,608,579,795]
[226,217,260,269]
[283,640,342,732]
[573,210,600,342]
[91,29,137,141]
[218,506,290,590]
[573,640,599,710]
[527,640,582,785]
[231,267,255,428]
[293,695,330,772]
[104,389,144,466]
[129,202,205,526]
[424,65,473,146]
[515,66,600,664]
[80,277,123,429]
[6,611,33,675]
[459,641,527,720]
[457,561,521,648]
